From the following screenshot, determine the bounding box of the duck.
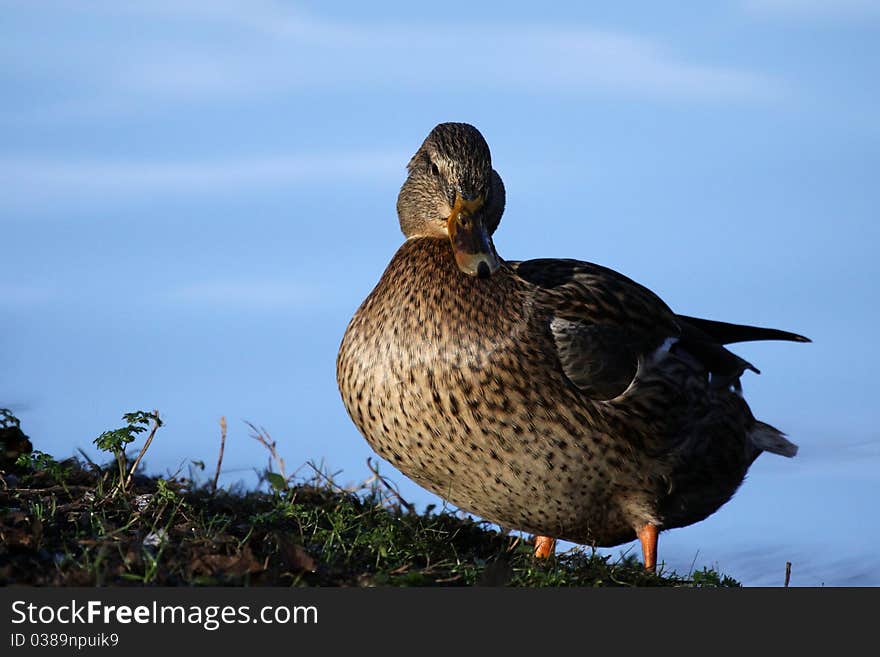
[336,122,809,571]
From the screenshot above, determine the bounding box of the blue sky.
[2,1,878,586]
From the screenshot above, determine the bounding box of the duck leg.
[533,535,557,558]
[637,524,658,571]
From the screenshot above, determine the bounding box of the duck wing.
[512,258,681,400]
[512,259,810,399]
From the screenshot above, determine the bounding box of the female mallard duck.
[336,122,808,569]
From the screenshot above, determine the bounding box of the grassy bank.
[0,410,739,587]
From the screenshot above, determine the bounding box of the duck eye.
[430,162,441,177]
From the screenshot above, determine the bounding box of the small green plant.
[1,408,34,470]
[1,408,21,430]
[266,472,288,493]
[691,567,741,588]
[93,410,162,493]
[15,450,70,483]
[15,450,53,471]
[28,497,57,525]
[154,478,178,504]
[247,422,293,495]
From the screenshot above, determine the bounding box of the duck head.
[397,123,506,279]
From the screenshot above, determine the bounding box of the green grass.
[0,410,740,587]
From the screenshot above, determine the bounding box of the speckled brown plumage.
[336,122,808,554]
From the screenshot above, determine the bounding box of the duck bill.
[447,196,501,279]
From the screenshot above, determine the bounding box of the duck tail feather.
[676,315,810,345]
[750,421,798,457]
